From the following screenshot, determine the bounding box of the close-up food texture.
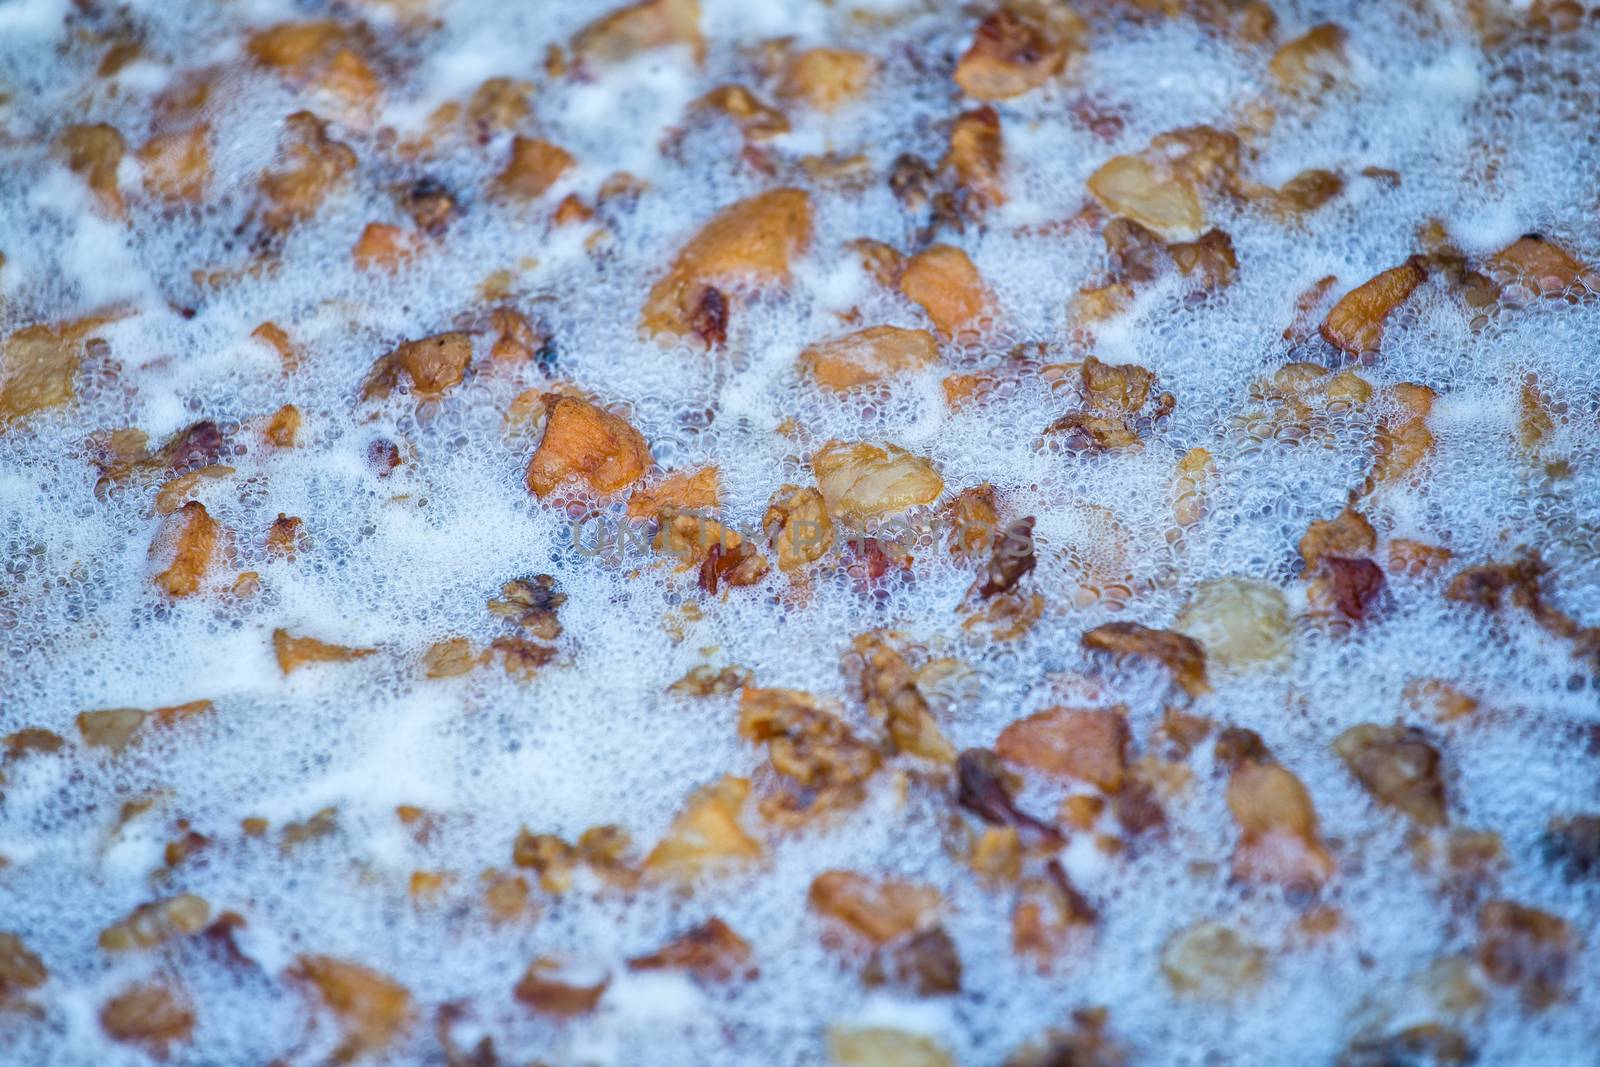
[1,0,1598,1063]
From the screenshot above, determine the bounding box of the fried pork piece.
[809,870,941,945]
[640,189,812,341]
[1339,1024,1474,1067]
[1175,579,1289,670]
[1,314,118,426]
[361,332,473,400]
[514,957,610,1016]
[764,484,835,570]
[851,633,955,764]
[945,483,999,558]
[738,686,881,821]
[1269,23,1349,92]
[953,4,1083,100]
[56,123,126,216]
[1227,760,1334,890]
[1486,233,1597,297]
[76,708,148,752]
[900,245,991,337]
[100,895,211,951]
[1043,356,1173,452]
[574,0,702,65]
[488,574,566,639]
[1320,257,1428,357]
[0,932,48,997]
[780,48,874,111]
[1161,921,1267,997]
[1081,622,1209,697]
[1360,381,1436,494]
[799,326,940,391]
[291,955,413,1062]
[944,106,1005,211]
[828,1027,954,1067]
[525,394,651,497]
[970,516,1036,599]
[149,501,219,598]
[100,983,195,1053]
[1013,859,1097,964]
[1444,552,1600,666]
[955,748,1063,847]
[669,664,753,696]
[1087,127,1240,237]
[273,628,377,675]
[627,917,754,981]
[813,441,943,520]
[996,707,1128,792]
[644,775,763,878]
[629,466,721,519]
[696,85,789,141]
[1477,900,1573,1009]
[1333,724,1448,826]
[259,111,356,230]
[1300,507,1376,571]
[494,136,574,200]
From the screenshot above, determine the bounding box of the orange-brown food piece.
[1081,622,1209,697]
[739,686,882,822]
[139,125,212,203]
[809,870,941,945]
[260,111,357,230]
[495,136,574,200]
[900,245,990,338]
[628,467,721,519]
[57,123,126,215]
[253,321,297,370]
[640,189,812,340]
[627,918,754,981]
[954,7,1081,101]
[1366,382,1436,491]
[851,632,955,764]
[1320,257,1428,357]
[644,775,763,878]
[99,895,211,951]
[150,501,219,598]
[755,485,830,572]
[996,707,1130,792]
[780,48,874,111]
[800,326,940,391]
[100,983,195,1053]
[1299,507,1376,571]
[1477,900,1573,1009]
[1269,23,1349,91]
[361,332,473,400]
[514,958,610,1016]
[352,223,415,272]
[1,316,117,426]
[1227,761,1335,890]
[1486,234,1596,295]
[246,21,351,71]
[266,404,302,447]
[291,955,413,1062]
[813,440,943,520]
[273,629,377,675]
[696,84,789,141]
[525,394,652,497]
[1333,723,1448,826]
[574,0,703,65]
[77,709,148,752]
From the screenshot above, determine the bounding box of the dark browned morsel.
[955,748,1063,847]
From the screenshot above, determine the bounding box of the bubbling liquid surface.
[0,1,1597,1064]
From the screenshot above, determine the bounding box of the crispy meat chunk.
[1082,622,1209,697]
[1333,723,1448,826]
[525,395,651,497]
